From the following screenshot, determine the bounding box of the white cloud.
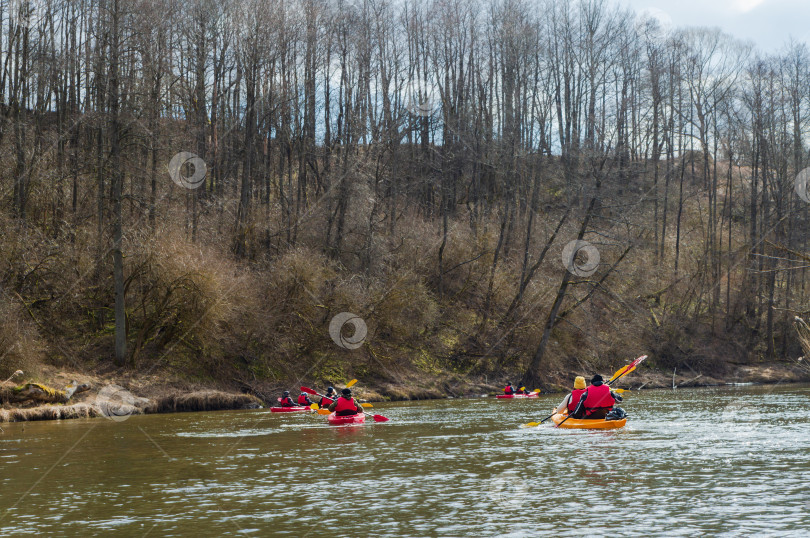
[620,0,810,51]
[734,0,768,12]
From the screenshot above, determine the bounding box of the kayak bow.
[496,393,539,399]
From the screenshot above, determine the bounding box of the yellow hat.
[574,376,586,390]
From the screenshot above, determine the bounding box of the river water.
[1,384,809,536]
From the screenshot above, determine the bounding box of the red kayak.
[496,393,539,399]
[270,407,310,413]
[327,412,366,425]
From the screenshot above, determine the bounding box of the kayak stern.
[551,413,626,429]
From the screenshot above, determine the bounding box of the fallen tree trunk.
[2,381,90,405]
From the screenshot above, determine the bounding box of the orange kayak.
[551,413,626,429]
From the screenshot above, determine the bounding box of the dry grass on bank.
[0,403,102,422]
[144,390,262,413]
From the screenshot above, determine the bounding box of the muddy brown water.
[1,384,809,536]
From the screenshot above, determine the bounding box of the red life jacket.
[297,394,310,405]
[568,388,586,411]
[334,396,358,415]
[582,384,615,416]
[280,396,295,407]
[504,385,515,395]
[321,396,334,407]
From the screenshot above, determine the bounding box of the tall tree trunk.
[110,0,126,365]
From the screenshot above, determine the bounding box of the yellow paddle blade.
[361,403,373,408]
[317,409,331,415]
[532,389,541,393]
[609,365,636,383]
[310,403,319,410]
[519,386,526,391]
[608,366,626,382]
[612,388,627,394]
[346,379,358,388]
[524,422,539,427]
[608,355,648,383]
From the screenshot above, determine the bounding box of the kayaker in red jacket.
[554,376,587,414]
[503,382,517,395]
[320,386,337,408]
[297,393,313,406]
[328,388,364,416]
[572,375,623,419]
[279,391,296,407]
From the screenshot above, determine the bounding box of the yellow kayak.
[551,413,626,430]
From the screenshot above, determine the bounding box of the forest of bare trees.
[1,0,808,391]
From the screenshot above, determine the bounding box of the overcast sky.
[618,0,810,52]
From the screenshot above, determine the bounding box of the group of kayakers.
[502,383,534,395]
[282,373,621,420]
[503,374,623,419]
[278,386,364,416]
[554,374,623,419]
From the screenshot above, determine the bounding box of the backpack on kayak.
[605,407,627,421]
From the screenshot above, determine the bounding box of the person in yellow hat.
[554,376,587,415]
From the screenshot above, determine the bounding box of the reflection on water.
[1,385,809,536]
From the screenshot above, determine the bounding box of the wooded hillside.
[1,0,808,394]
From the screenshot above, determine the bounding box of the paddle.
[555,355,647,428]
[524,411,557,428]
[607,355,648,385]
[300,386,328,399]
[301,386,372,406]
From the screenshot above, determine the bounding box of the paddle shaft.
[537,411,556,425]
[300,386,329,399]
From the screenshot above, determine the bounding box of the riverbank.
[2,360,808,423]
